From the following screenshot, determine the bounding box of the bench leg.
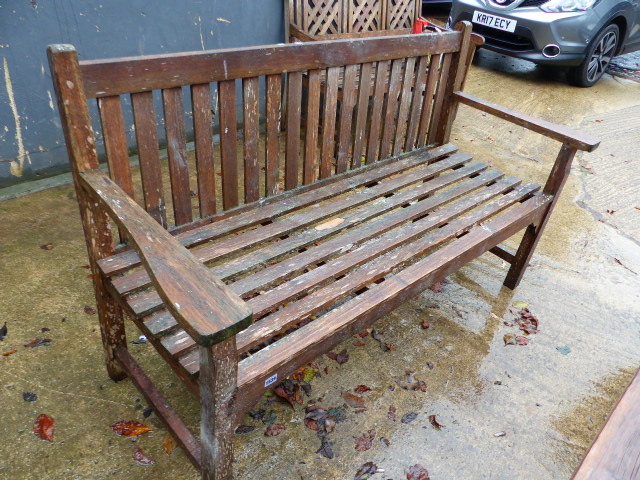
[503,144,578,290]
[200,338,238,480]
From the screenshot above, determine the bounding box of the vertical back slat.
[191,83,217,218]
[98,96,134,198]
[243,77,260,203]
[393,56,416,156]
[427,53,453,145]
[320,67,340,178]
[131,91,167,227]
[416,53,443,148]
[304,69,321,184]
[265,74,281,197]
[365,60,389,164]
[285,72,303,190]
[218,80,239,209]
[351,62,373,169]
[336,64,358,174]
[162,87,193,226]
[405,55,429,151]
[379,58,404,159]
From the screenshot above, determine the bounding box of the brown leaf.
[132,445,155,465]
[0,322,6,341]
[23,338,51,348]
[264,424,286,436]
[429,282,443,293]
[354,385,371,394]
[1,349,17,356]
[40,243,54,250]
[33,413,54,442]
[353,341,366,347]
[372,329,396,351]
[516,336,529,346]
[420,320,431,329]
[355,461,378,480]
[316,436,334,459]
[407,464,431,480]
[162,434,178,454]
[428,415,445,430]
[356,330,369,338]
[84,305,96,315]
[111,420,153,437]
[354,429,376,451]
[388,406,397,422]
[327,349,349,364]
[274,381,302,408]
[503,334,517,346]
[342,392,365,409]
[401,412,418,424]
[395,371,427,392]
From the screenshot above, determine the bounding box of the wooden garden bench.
[48,23,599,479]
[286,0,423,42]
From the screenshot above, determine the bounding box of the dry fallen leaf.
[84,305,96,315]
[40,243,54,250]
[23,338,51,348]
[407,464,431,480]
[0,322,7,341]
[235,425,256,434]
[274,380,303,408]
[354,385,372,394]
[401,412,418,424]
[1,349,17,357]
[395,371,427,392]
[354,461,379,480]
[342,392,366,409]
[111,420,153,437]
[428,415,445,430]
[316,436,334,459]
[327,349,350,365]
[132,445,155,465]
[354,429,376,451]
[33,413,55,442]
[162,434,178,454]
[388,406,397,422]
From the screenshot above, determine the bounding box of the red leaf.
[111,420,153,437]
[428,414,445,430]
[354,428,376,451]
[516,336,529,346]
[23,338,51,348]
[420,320,431,329]
[388,406,397,422]
[429,282,443,293]
[356,330,370,338]
[264,424,286,436]
[274,382,302,408]
[342,392,365,409]
[407,464,431,480]
[327,349,349,364]
[1,349,17,356]
[33,413,54,442]
[353,341,366,347]
[354,385,371,394]
[132,445,155,465]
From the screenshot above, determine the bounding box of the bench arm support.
[80,170,253,347]
[453,91,600,153]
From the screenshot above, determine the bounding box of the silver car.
[448,0,640,85]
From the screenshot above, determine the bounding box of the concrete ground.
[1,52,639,480]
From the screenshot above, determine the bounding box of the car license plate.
[472,11,517,33]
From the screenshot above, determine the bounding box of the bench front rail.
[48,24,598,479]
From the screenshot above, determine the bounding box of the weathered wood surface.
[80,170,252,347]
[573,368,640,480]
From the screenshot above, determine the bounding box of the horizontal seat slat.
[177,180,541,372]
[99,144,458,276]
[111,150,471,296]
[232,192,551,411]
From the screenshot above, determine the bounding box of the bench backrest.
[48,24,475,235]
[288,0,421,38]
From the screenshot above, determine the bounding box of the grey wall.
[0,0,284,187]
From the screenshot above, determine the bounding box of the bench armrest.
[453,91,600,152]
[80,170,252,347]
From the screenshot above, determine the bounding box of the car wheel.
[567,24,619,87]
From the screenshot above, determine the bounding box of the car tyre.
[567,24,619,87]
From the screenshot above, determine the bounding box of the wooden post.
[47,45,127,380]
[200,337,238,480]
[503,143,578,289]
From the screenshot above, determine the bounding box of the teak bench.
[287,0,422,42]
[48,23,599,479]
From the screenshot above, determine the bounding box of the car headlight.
[540,0,597,12]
